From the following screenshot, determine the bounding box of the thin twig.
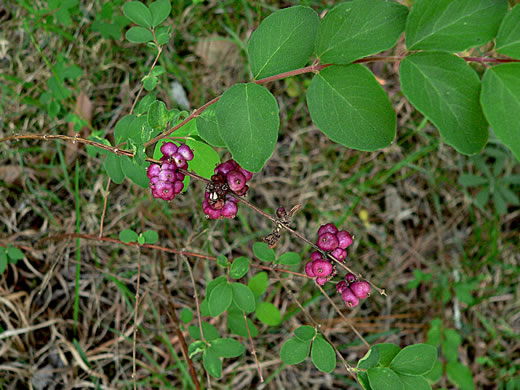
[243,310,263,382]
[132,248,142,389]
[130,46,163,115]
[98,178,111,238]
[182,254,205,344]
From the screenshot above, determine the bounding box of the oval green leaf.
[216,83,279,172]
[231,283,256,313]
[114,114,137,144]
[120,156,149,188]
[247,6,319,80]
[104,153,125,184]
[400,52,488,155]
[294,325,316,341]
[197,105,226,147]
[496,5,520,59]
[311,336,336,373]
[357,346,381,369]
[481,63,520,161]
[6,246,24,262]
[148,100,168,130]
[280,338,311,365]
[230,257,250,279]
[227,314,258,338]
[122,1,152,28]
[405,0,508,51]
[389,343,437,376]
[398,374,432,390]
[317,0,408,64]
[119,229,138,243]
[253,242,275,262]
[256,302,281,326]
[307,64,396,151]
[446,362,475,390]
[375,343,401,367]
[203,347,222,378]
[367,367,404,390]
[186,139,220,179]
[180,307,193,323]
[126,26,154,43]
[149,0,171,27]
[248,271,268,297]
[277,251,300,266]
[208,282,232,317]
[188,322,220,341]
[142,230,158,244]
[211,338,245,358]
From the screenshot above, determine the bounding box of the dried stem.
[98,178,111,238]
[243,310,264,382]
[182,254,205,345]
[132,249,142,389]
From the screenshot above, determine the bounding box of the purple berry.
[317,232,339,252]
[312,259,333,277]
[305,261,315,277]
[238,167,253,181]
[226,170,246,192]
[215,161,236,176]
[311,251,323,261]
[159,169,175,182]
[178,144,194,161]
[316,276,328,286]
[350,281,371,299]
[205,207,222,219]
[337,230,353,249]
[160,142,178,157]
[318,223,338,237]
[173,180,184,194]
[156,181,174,200]
[341,287,359,308]
[345,273,356,284]
[336,281,348,294]
[221,201,238,218]
[331,248,347,262]
[170,153,184,168]
[147,164,161,179]
[176,172,186,181]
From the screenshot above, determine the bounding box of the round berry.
[160,142,178,157]
[341,287,359,308]
[178,144,194,161]
[345,273,357,284]
[350,281,371,299]
[147,164,161,179]
[305,261,315,277]
[336,281,348,294]
[276,207,287,218]
[235,184,249,196]
[173,180,184,194]
[205,207,222,219]
[318,223,338,237]
[226,170,246,192]
[159,169,175,182]
[221,201,238,218]
[310,251,323,261]
[238,167,253,181]
[312,259,333,277]
[337,230,353,249]
[215,160,235,176]
[316,276,328,286]
[331,248,347,262]
[156,181,174,200]
[170,153,185,168]
[317,232,339,252]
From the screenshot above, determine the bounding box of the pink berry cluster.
[305,223,353,285]
[203,159,253,220]
[147,142,193,201]
[336,273,371,308]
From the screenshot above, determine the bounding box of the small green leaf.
[188,340,205,358]
[256,302,281,326]
[230,257,250,279]
[458,174,488,187]
[142,230,158,244]
[206,275,227,297]
[496,5,520,59]
[150,66,165,77]
[114,115,137,144]
[446,361,475,390]
[498,186,520,205]
[217,255,228,268]
[227,313,258,338]
[186,139,220,180]
[211,338,245,358]
[119,229,138,243]
[367,367,404,390]
[280,338,311,365]
[502,175,520,185]
[442,329,462,363]
[137,236,145,245]
[197,105,226,147]
[122,1,152,28]
[148,100,169,130]
[357,372,372,390]
[149,0,171,27]
[247,6,319,79]
[208,282,232,317]
[493,190,508,215]
[426,319,442,347]
[358,346,381,369]
[398,375,432,390]
[316,0,408,65]
[307,64,396,151]
[126,26,154,43]
[475,187,491,208]
[248,271,268,296]
[390,343,437,376]
[135,95,156,115]
[180,307,193,323]
[311,335,336,373]
[253,242,275,262]
[7,246,24,262]
[0,249,7,274]
[375,343,401,367]
[216,83,279,172]
[203,347,222,378]
[277,252,300,266]
[231,283,256,313]
[120,156,149,188]
[143,76,158,91]
[188,322,220,341]
[424,359,443,384]
[294,325,316,341]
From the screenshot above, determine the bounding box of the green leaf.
[208,282,232,317]
[247,6,319,79]
[498,186,520,205]
[206,275,227,297]
[307,64,396,151]
[197,105,226,147]
[149,0,171,27]
[398,375,432,390]
[188,322,220,341]
[216,83,279,172]
[188,340,205,358]
[217,255,228,268]
[0,249,7,274]
[7,246,24,262]
[186,139,220,179]
[442,329,462,363]
[481,64,520,161]
[180,307,193,323]
[148,100,169,130]
[311,336,336,373]
[143,76,158,91]
[316,0,408,64]
[277,252,300,266]
[405,0,508,51]
[424,359,443,384]
[400,52,488,155]
[294,325,316,341]
[493,190,508,215]
[502,175,520,185]
[229,257,250,279]
[120,156,149,188]
[126,26,154,43]
[475,187,491,208]
[142,230,158,244]
[367,367,404,390]
[256,302,281,326]
[211,338,245,358]
[280,337,311,365]
[389,343,437,376]
[227,313,258,338]
[119,229,138,243]
[446,362,475,390]
[458,174,488,187]
[114,115,137,144]
[231,283,256,314]
[358,346,381,369]
[358,372,372,390]
[248,271,268,296]
[122,1,152,28]
[496,5,520,59]
[376,343,401,367]
[203,347,222,378]
[150,66,165,77]
[426,318,442,347]
[137,236,145,245]
[253,242,276,262]
[135,95,156,115]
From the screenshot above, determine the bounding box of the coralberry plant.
[2,0,520,388]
